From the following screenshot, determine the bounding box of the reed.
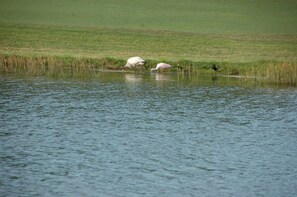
[266,61,297,85]
[0,55,121,79]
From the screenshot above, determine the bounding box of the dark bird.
[212,64,219,71]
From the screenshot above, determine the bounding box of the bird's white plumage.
[124,57,145,68]
[151,63,171,71]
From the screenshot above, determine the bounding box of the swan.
[124,57,145,68]
[151,63,171,71]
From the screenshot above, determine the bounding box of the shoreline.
[1,54,296,86]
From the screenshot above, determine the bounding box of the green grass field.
[1,24,296,62]
[1,0,297,34]
[0,0,297,84]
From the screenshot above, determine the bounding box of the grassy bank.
[0,0,296,85]
[1,55,296,86]
[0,24,296,85]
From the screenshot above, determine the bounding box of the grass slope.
[0,0,296,34]
[1,24,296,62]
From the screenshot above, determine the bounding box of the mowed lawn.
[0,0,297,63]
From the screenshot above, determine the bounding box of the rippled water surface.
[1,72,297,196]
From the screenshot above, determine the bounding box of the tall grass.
[0,55,124,78]
[266,62,297,85]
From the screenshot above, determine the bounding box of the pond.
[1,72,297,196]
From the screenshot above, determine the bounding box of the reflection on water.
[125,73,171,83]
[125,73,143,83]
[1,72,297,197]
[153,73,171,81]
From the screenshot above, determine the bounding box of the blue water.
[1,73,297,196]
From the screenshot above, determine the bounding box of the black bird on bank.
[212,64,219,71]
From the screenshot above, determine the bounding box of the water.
[1,72,297,197]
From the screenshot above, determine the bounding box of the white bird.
[151,63,172,71]
[124,57,145,68]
